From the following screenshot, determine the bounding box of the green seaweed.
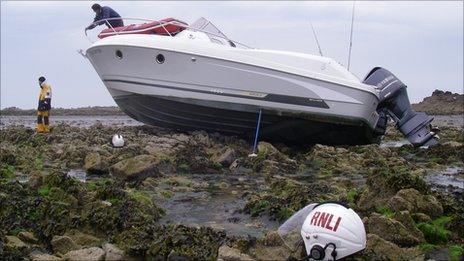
[450,245,464,261]
[376,205,394,218]
[1,165,15,180]
[416,216,452,244]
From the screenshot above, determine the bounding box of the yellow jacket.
[38,83,52,111]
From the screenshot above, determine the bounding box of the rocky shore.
[412,90,464,115]
[1,106,124,116]
[1,122,463,260]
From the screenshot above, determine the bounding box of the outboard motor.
[363,67,438,147]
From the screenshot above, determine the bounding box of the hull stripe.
[104,79,329,109]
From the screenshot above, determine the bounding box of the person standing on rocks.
[37,76,52,133]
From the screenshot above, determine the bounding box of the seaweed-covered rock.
[84,152,107,174]
[102,243,125,261]
[357,166,429,213]
[243,178,336,221]
[147,226,226,260]
[18,231,38,244]
[30,252,63,261]
[111,154,160,181]
[364,213,423,247]
[363,234,418,260]
[51,235,79,255]
[63,247,105,261]
[217,245,254,261]
[388,188,443,218]
[64,230,103,248]
[5,235,28,252]
[258,142,279,156]
[213,148,236,167]
[393,211,425,242]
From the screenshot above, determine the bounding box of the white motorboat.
[83,17,438,146]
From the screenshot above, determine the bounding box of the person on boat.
[37,76,52,133]
[85,4,124,31]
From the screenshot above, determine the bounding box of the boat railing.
[85,17,252,49]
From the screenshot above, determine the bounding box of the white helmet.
[278,202,366,261]
[111,134,124,148]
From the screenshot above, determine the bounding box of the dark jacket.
[94,6,123,28]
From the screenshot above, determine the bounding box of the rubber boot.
[44,125,50,133]
[36,123,45,133]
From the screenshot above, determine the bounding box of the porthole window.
[156,54,165,64]
[115,50,123,60]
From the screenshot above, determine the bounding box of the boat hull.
[113,92,377,145]
[86,36,381,145]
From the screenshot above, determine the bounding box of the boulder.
[412,213,432,223]
[30,253,62,261]
[18,231,38,244]
[258,142,279,156]
[217,245,254,261]
[213,148,236,167]
[5,235,27,251]
[102,243,124,260]
[258,231,283,247]
[110,154,160,181]
[84,152,106,174]
[364,213,423,247]
[51,235,79,255]
[388,188,443,218]
[63,247,105,261]
[364,234,418,260]
[64,230,102,248]
[393,211,425,242]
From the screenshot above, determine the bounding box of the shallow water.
[0,115,143,129]
[158,174,279,237]
[66,169,103,183]
[380,139,410,148]
[425,166,464,189]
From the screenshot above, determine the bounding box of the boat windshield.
[191,17,236,47]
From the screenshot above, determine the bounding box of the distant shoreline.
[0,106,125,116]
[1,89,462,116]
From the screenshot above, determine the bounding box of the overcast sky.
[1,1,463,109]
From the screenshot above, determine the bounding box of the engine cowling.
[363,67,438,147]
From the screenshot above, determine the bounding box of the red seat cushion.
[98,18,188,39]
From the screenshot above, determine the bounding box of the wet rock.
[5,235,27,251]
[84,152,106,174]
[357,165,429,213]
[111,154,160,181]
[217,245,254,261]
[30,252,63,261]
[258,142,279,156]
[412,213,432,223]
[102,243,124,261]
[442,141,463,147]
[63,247,105,261]
[258,231,283,247]
[364,213,423,247]
[393,211,425,242]
[51,235,79,255]
[229,159,253,175]
[243,178,336,222]
[213,148,236,167]
[424,247,450,260]
[143,225,225,260]
[64,230,103,248]
[248,243,291,261]
[363,234,418,260]
[388,188,443,218]
[18,231,38,244]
